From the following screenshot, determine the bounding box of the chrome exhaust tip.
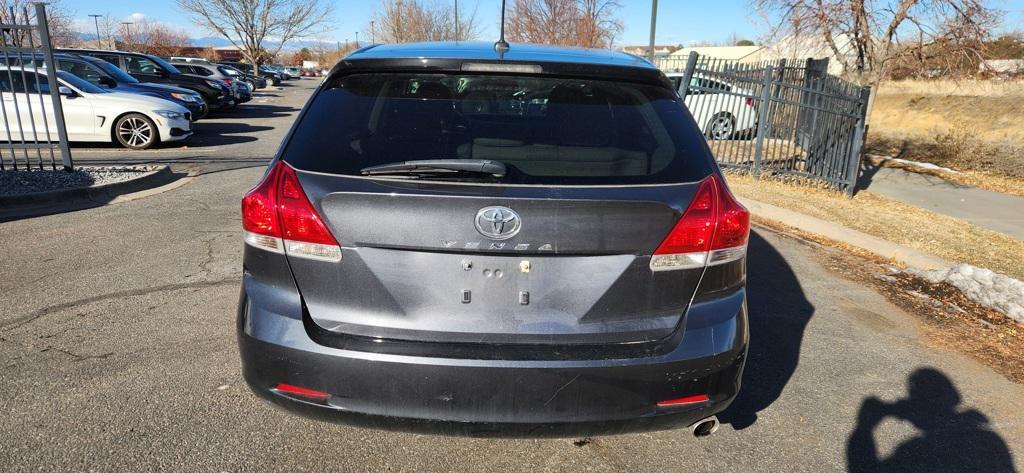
[689,415,720,437]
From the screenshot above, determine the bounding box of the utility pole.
[88,14,102,49]
[371,20,375,44]
[355,31,359,47]
[647,0,658,62]
[454,0,459,41]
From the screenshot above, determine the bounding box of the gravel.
[906,264,1024,323]
[0,166,152,197]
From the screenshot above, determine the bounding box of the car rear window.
[281,73,713,185]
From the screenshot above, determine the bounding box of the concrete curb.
[0,166,186,222]
[0,165,176,207]
[738,197,953,270]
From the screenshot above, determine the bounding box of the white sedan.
[0,67,192,150]
[668,73,758,140]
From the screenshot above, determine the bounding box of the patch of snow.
[905,264,1024,323]
[868,154,962,175]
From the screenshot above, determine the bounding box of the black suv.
[57,48,233,112]
[238,42,749,436]
[218,61,282,86]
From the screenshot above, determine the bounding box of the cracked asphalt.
[1,79,1021,472]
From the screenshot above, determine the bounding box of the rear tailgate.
[289,173,704,345]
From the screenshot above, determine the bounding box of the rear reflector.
[650,174,749,271]
[273,383,330,403]
[657,394,710,408]
[242,161,342,262]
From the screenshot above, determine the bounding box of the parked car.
[667,72,758,140]
[0,67,192,150]
[238,42,750,436]
[216,64,268,91]
[0,53,208,120]
[283,66,301,79]
[171,60,252,105]
[218,61,282,86]
[58,48,234,112]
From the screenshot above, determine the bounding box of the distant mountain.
[73,31,333,52]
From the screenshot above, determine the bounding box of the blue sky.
[68,0,1024,47]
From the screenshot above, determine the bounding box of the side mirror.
[58,86,75,97]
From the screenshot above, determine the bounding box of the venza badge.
[474,206,521,240]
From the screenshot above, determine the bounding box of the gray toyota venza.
[238,42,750,436]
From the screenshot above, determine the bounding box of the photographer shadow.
[847,367,1015,472]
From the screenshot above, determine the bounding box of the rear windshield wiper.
[360,159,507,178]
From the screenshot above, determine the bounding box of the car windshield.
[58,71,108,94]
[89,58,139,84]
[281,73,712,185]
[147,55,182,75]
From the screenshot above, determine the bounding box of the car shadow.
[717,230,815,430]
[215,104,298,119]
[847,367,1015,472]
[183,123,273,147]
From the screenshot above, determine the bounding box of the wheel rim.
[711,116,733,140]
[118,117,152,148]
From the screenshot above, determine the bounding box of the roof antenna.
[494,0,510,58]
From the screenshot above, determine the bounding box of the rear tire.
[706,113,736,141]
[114,113,158,150]
[246,79,257,91]
[269,77,280,86]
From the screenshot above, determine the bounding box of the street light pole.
[454,0,459,41]
[122,22,133,46]
[355,31,359,47]
[371,20,375,44]
[648,0,658,62]
[88,14,102,48]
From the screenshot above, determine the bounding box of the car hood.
[129,82,196,95]
[99,91,190,113]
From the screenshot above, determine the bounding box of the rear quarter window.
[282,72,713,185]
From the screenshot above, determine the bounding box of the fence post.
[752,64,774,178]
[677,51,698,101]
[845,86,872,197]
[35,3,73,171]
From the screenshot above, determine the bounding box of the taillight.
[650,174,749,271]
[222,78,233,85]
[242,161,342,262]
[744,97,754,106]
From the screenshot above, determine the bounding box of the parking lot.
[1,77,1021,471]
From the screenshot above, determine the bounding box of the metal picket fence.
[0,3,72,171]
[660,52,870,195]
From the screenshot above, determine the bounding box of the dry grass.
[725,172,1024,280]
[864,155,1024,197]
[868,79,1024,181]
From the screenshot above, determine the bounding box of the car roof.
[348,41,656,69]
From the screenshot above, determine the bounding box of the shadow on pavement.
[218,104,298,120]
[847,367,1015,472]
[718,230,815,430]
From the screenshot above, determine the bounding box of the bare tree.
[369,0,481,43]
[120,20,193,57]
[507,0,623,48]
[0,0,77,47]
[754,0,999,84]
[177,0,333,66]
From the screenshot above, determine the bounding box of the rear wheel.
[706,113,735,141]
[114,113,158,150]
[246,79,257,91]
[269,76,280,86]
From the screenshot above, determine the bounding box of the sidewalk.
[859,166,1024,240]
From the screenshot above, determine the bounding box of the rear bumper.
[238,274,748,436]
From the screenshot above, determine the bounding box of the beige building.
[656,45,765,71]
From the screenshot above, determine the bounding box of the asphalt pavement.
[1,79,1021,472]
